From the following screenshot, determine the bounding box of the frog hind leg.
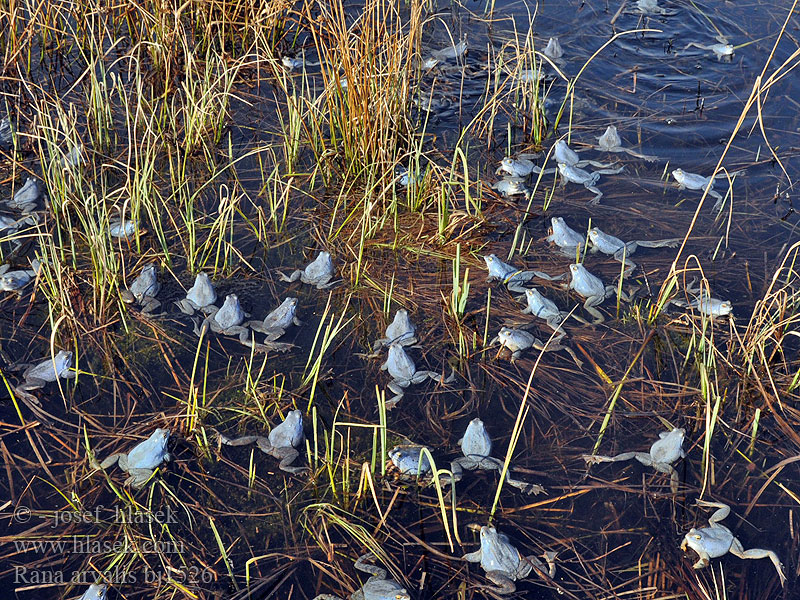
[99,453,124,470]
[504,471,545,495]
[221,435,261,447]
[424,370,455,384]
[581,159,619,169]
[696,500,730,524]
[584,451,641,465]
[506,280,528,294]
[448,460,465,485]
[140,297,163,316]
[125,468,155,489]
[314,279,338,290]
[463,548,482,563]
[530,270,566,282]
[193,316,212,338]
[650,461,680,493]
[728,539,786,587]
[710,189,726,211]
[611,249,638,278]
[545,317,566,337]
[278,269,303,283]
[273,446,307,474]
[13,382,42,404]
[385,381,406,409]
[175,299,197,315]
[547,342,582,368]
[484,571,516,594]
[522,552,557,578]
[354,553,386,579]
[583,297,605,324]
[586,184,604,205]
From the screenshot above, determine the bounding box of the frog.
[13,349,75,404]
[79,583,108,600]
[484,254,563,293]
[109,218,139,239]
[553,139,617,170]
[489,326,583,367]
[683,36,734,61]
[463,525,557,595]
[195,293,282,351]
[496,157,536,179]
[245,297,301,348]
[279,251,336,289]
[588,226,681,277]
[0,260,40,295]
[594,125,657,161]
[583,427,685,493]
[0,117,12,147]
[380,343,453,409]
[121,264,162,315]
[672,168,737,210]
[0,213,38,249]
[313,553,411,600]
[282,56,304,70]
[545,216,586,257]
[543,37,564,63]
[681,500,786,587]
[566,263,629,324]
[194,293,248,337]
[388,443,433,478]
[674,292,732,318]
[421,56,440,69]
[558,162,624,205]
[372,308,417,352]
[99,428,171,489]
[430,38,468,61]
[220,409,307,474]
[411,93,454,117]
[670,280,732,318]
[629,0,678,16]
[281,53,320,71]
[450,418,544,494]
[395,165,425,189]
[7,177,42,214]
[491,178,531,199]
[515,68,545,83]
[519,287,587,334]
[175,272,218,315]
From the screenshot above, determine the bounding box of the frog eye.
[693,534,702,540]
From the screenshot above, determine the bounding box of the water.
[2,0,799,598]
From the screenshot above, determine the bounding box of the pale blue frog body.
[176,272,217,315]
[463,526,557,594]
[450,419,544,494]
[682,501,786,587]
[100,428,170,488]
[279,251,336,289]
[13,349,75,403]
[121,264,162,314]
[221,410,307,474]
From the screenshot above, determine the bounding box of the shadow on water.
[1,0,799,598]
